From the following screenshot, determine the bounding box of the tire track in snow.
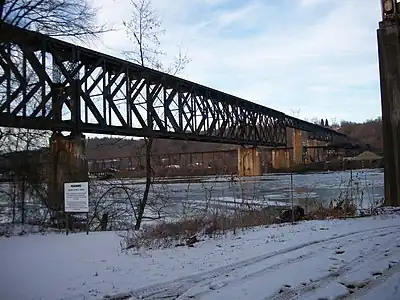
[268,229,400,300]
[176,227,400,300]
[106,224,400,300]
[342,261,400,299]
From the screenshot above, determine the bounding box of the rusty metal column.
[377,0,400,206]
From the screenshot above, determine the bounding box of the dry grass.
[121,206,286,250]
[121,203,361,251]
[304,201,357,220]
[121,196,365,250]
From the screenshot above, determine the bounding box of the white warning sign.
[64,182,89,213]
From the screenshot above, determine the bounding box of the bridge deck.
[0,22,352,147]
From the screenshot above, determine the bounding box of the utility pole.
[377,0,400,206]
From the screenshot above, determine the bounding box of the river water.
[0,168,385,225]
[147,168,384,210]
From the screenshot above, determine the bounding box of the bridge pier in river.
[48,133,88,211]
[306,140,326,163]
[270,129,304,171]
[238,147,262,177]
[271,149,291,170]
[306,140,318,163]
[292,129,304,166]
[377,1,400,206]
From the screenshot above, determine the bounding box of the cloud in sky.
[89,0,382,123]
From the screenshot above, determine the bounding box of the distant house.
[343,151,383,169]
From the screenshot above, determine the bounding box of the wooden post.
[377,6,400,206]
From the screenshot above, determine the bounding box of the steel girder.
[0,23,352,147]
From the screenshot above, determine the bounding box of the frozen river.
[148,168,384,208]
[0,168,384,225]
[95,168,384,219]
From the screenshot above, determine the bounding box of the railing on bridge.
[0,22,353,147]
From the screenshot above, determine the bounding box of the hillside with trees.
[337,118,383,153]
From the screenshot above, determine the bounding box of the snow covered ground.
[1,214,400,300]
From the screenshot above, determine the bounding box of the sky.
[88,0,383,124]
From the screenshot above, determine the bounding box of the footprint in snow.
[371,271,383,276]
[279,284,292,293]
[330,257,339,261]
[209,281,226,290]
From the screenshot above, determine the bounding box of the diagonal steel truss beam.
[0,22,354,147]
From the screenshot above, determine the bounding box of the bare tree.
[0,0,109,150]
[0,0,108,226]
[1,0,108,40]
[1,0,109,147]
[123,0,189,230]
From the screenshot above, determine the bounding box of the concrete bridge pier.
[306,140,325,163]
[238,147,261,177]
[48,133,88,211]
[271,149,291,170]
[292,129,303,166]
[306,140,317,163]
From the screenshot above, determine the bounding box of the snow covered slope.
[0,215,399,300]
